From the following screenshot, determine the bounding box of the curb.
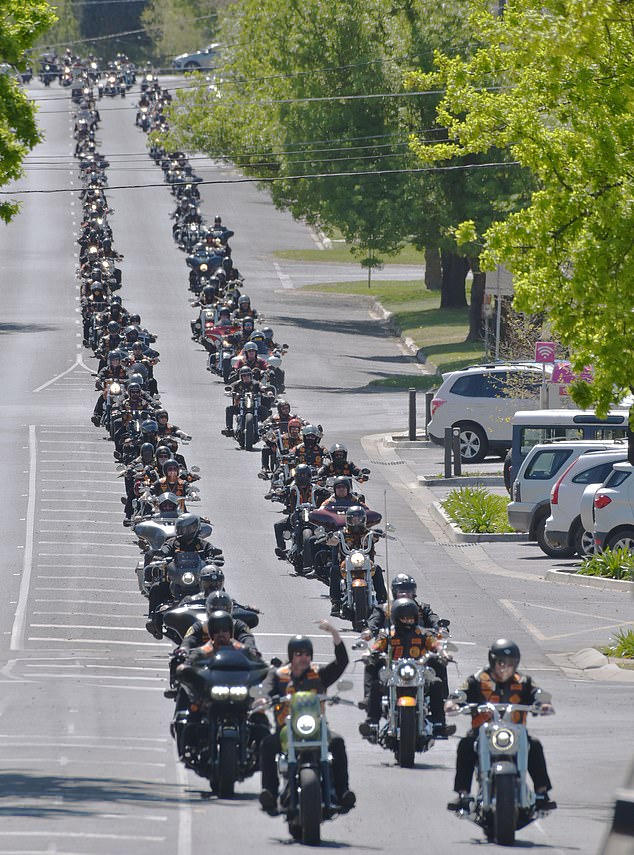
[545,568,634,592]
[430,501,528,543]
[369,299,436,370]
[383,435,433,449]
[420,475,505,487]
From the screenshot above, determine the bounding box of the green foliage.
[36,0,79,51]
[0,0,56,222]
[578,547,634,581]
[441,486,513,533]
[141,0,220,61]
[604,628,634,660]
[408,0,634,415]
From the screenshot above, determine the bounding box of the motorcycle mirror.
[115,463,126,471]
[445,642,459,653]
[248,684,266,699]
[385,522,396,532]
[190,465,200,473]
[224,386,232,392]
[534,689,552,705]
[270,657,282,668]
[336,679,354,693]
[438,618,450,628]
[361,468,371,475]
[450,690,467,703]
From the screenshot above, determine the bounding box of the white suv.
[543,448,627,557]
[592,462,634,551]
[507,439,619,555]
[427,363,568,463]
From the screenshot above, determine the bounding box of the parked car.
[172,43,220,70]
[543,447,627,557]
[427,362,572,464]
[507,439,619,555]
[592,462,634,551]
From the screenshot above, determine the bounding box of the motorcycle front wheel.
[492,774,516,845]
[244,413,256,451]
[299,767,322,845]
[396,705,416,768]
[352,585,369,631]
[216,736,238,798]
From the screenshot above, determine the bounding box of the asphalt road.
[0,78,631,854]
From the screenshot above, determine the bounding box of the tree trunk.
[440,250,469,309]
[466,270,486,342]
[424,246,442,291]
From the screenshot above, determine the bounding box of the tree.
[407,0,634,413]
[0,0,56,222]
[141,0,222,63]
[36,0,79,51]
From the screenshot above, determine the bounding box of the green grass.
[604,628,634,659]
[299,280,485,374]
[578,547,634,580]
[275,245,426,265]
[368,374,440,390]
[441,486,514,534]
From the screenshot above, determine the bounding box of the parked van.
[507,409,629,488]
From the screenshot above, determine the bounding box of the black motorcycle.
[172,648,269,796]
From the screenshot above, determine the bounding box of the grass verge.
[441,486,514,534]
[275,245,426,265]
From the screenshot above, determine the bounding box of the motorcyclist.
[360,597,455,740]
[259,399,296,475]
[146,513,223,638]
[151,458,191,503]
[121,441,156,520]
[328,505,387,617]
[319,474,366,510]
[92,349,126,424]
[364,574,449,697]
[185,610,256,662]
[234,293,257,320]
[318,444,368,484]
[231,341,269,381]
[155,408,191,442]
[179,591,258,653]
[222,366,273,437]
[292,424,327,468]
[272,463,326,561]
[446,639,556,813]
[258,621,356,815]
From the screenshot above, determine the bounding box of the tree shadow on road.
[0,322,59,334]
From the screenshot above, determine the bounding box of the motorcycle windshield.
[173,553,203,571]
[197,648,269,687]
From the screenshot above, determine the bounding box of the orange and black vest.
[197,639,246,657]
[471,670,527,729]
[155,477,187,497]
[373,626,433,660]
[273,663,324,728]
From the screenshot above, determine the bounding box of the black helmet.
[329,442,348,461]
[140,442,154,464]
[208,609,233,637]
[294,463,312,487]
[391,597,419,626]
[277,399,290,414]
[206,591,233,616]
[127,382,141,394]
[163,458,180,476]
[239,365,252,379]
[155,408,168,420]
[242,317,255,330]
[108,349,122,364]
[141,419,158,436]
[391,573,417,598]
[125,326,139,342]
[214,214,222,224]
[155,444,171,460]
[111,294,123,306]
[287,634,313,661]
[262,327,274,341]
[156,492,179,514]
[488,639,521,668]
[332,475,351,494]
[250,330,265,343]
[175,512,200,542]
[129,371,146,388]
[238,294,250,307]
[107,320,120,334]
[301,424,319,442]
[345,505,366,532]
[199,565,224,591]
[218,305,231,316]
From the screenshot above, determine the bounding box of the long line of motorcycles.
[57,64,556,847]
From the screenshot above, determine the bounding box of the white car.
[543,448,627,557]
[592,462,634,551]
[507,439,619,555]
[172,43,220,70]
[427,362,570,463]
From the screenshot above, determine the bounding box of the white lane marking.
[11,426,36,651]
[0,733,167,742]
[29,625,150,632]
[28,637,170,646]
[25,673,164,681]
[32,354,93,393]
[174,742,192,855]
[273,261,294,289]
[2,740,164,750]
[35,598,137,605]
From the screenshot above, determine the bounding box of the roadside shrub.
[441,486,514,534]
[604,628,634,659]
[578,547,634,580]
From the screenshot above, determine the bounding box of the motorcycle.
[355,626,454,767]
[330,524,384,630]
[139,546,210,601]
[171,647,270,796]
[447,694,556,845]
[225,385,271,451]
[257,681,355,845]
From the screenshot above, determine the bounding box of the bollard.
[452,427,462,477]
[444,427,453,478]
[425,392,434,437]
[408,387,417,441]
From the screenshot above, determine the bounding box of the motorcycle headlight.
[181,571,196,586]
[490,728,516,752]
[397,663,417,682]
[295,714,318,737]
[200,263,208,272]
[210,685,230,700]
[229,686,248,700]
[350,552,365,569]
